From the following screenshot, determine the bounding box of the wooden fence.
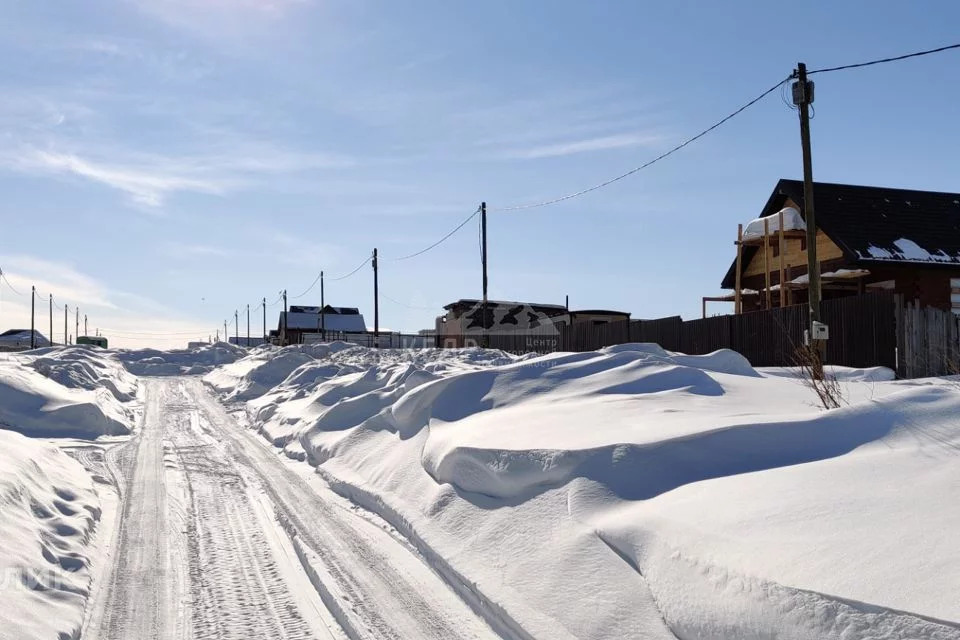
[896,302,960,378]
[442,292,960,378]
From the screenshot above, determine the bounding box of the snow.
[115,340,246,375]
[790,268,870,285]
[208,342,960,638]
[742,206,805,240]
[861,237,960,263]
[0,349,134,438]
[0,429,102,640]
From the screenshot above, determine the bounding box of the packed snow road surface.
[86,377,498,640]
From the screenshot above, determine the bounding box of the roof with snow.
[442,299,568,313]
[279,310,368,333]
[722,179,960,288]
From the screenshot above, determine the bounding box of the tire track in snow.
[85,378,337,640]
[189,378,502,640]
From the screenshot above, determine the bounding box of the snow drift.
[209,343,960,639]
[116,341,245,376]
[0,430,102,640]
[0,354,132,439]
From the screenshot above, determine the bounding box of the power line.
[379,292,437,311]
[807,42,960,75]
[0,269,23,296]
[493,77,792,212]
[98,327,216,336]
[291,271,323,299]
[328,255,373,281]
[392,206,482,261]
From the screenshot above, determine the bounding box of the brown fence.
[437,292,960,378]
[896,302,960,378]
[551,293,899,371]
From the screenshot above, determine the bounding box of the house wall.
[743,229,845,280]
[569,312,630,325]
[868,267,959,311]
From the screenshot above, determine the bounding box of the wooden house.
[714,179,960,315]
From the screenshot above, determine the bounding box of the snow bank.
[116,341,245,375]
[26,346,139,401]
[0,359,132,438]
[0,430,102,640]
[213,343,960,639]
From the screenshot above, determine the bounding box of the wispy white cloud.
[125,0,311,41]
[162,242,234,259]
[504,132,664,159]
[0,255,215,348]
[0,144,355,208]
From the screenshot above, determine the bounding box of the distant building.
[436,299,568,348]
[567,309,631,326]
[0,329,50,350]
[277,305,369,345]
[227,336,267,347]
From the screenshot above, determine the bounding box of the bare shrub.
[794,345,845,410]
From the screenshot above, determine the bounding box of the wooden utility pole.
[246,304,250,347]
[763,219,771,309]
[282,290,288,346]
[49,294,53,346]
[30,286,36,348]
[64,305,68,345]
[234,309,239,344]
[320,272,325,341]
[75,307,79,344]
[262,297,267,342]
[372,249,379,348]
[778,209,787,308]
[481,202,489,347]
[84,314,88,337]
[794,62,823,365]
[734,224,743,314]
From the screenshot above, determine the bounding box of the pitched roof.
[721,179,960,288]
[279,310,368,332]
[442,299,567,313]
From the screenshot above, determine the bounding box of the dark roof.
[569,309,631,316]
[443,299,568,313]
[721,179,960,288]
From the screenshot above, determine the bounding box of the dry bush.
[794,345,845,410]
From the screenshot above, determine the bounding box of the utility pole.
[48,294,53,347]
[216,329,220,342]
[75,307,79,344]
[30,286,36,348]
[481,201,488,348]
[246,304,250,347]
[320,271,325,342]
[84,314,88,337]
[64,305,68,345]
[282,290,288,346]
[224,319,228,343]
[262,297,266,342]
[372,249,379,348]
[234,309,239,344]
[793,62,824,370]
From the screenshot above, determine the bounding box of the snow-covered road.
[84,377,500,640]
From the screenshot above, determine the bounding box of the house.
[717,179,960,316]
[436,299,568,348]
[0,329,50,350]
[567,309,631,325]
[277,305,369,345]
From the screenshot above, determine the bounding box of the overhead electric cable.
[392,207,482,261]
[807,42,960,75]
[493,77,792,212]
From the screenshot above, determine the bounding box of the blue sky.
[1,1,959,347]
